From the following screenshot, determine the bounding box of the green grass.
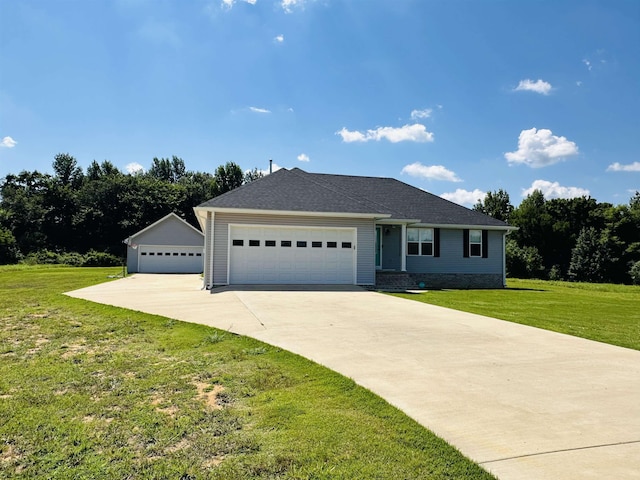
[391,279,640,351]
[0,266,494,479]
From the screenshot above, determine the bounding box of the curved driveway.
[66,274,640,480]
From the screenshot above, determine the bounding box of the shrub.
[0,227,20,264]
[630,261,640,285]
[506,239,545,278]
[548,265,564,281]
[80,250,122,267]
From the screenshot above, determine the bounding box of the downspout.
[209,212,215,289]
[503,230,512,288]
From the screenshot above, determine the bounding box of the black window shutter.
[482,230,488,258]
[463,229,469,258]
[434,228,440,257]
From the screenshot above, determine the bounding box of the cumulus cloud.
[274,34,284,43]
[249,106,271,113]
[514,79,552,95]
[522,180,590,199]
[336,124,434,143]
[401,162,461,182]
[297,153,310,162]
[440,189,485,206]
[126,162,145,174]
[583,59,592,71]
[505,128,578,168]
[410,108,432,120]
[257,162,283,175]
[0,136,17,148]
[606,162,640,172]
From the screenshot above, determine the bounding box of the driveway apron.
[66,274,640,480]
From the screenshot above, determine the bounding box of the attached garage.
[228,225,356,284]
[125,213,204,274]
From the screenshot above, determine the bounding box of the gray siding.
[126,245,138,273]
[211,213,375,285]
[406,229,504,274]
[203,213,213,286]
[133,216,204,246]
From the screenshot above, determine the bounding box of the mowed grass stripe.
[392,279,640,351]
[0,266,495,479]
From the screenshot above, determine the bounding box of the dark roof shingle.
[197,168,509,227]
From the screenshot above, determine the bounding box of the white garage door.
[229,225,356,284]
[138,245,203,273]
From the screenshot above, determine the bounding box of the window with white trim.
[469,229,482,257]
[407,228,434,256]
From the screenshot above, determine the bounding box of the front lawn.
[0,266,494,479]
[391,279,640,351]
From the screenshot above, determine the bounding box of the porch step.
[375,271,414,290]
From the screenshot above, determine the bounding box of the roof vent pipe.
[269,159,272,174]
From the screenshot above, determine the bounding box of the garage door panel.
[229,225,355,284]
[138,246,203,273]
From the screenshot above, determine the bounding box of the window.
[232,239,244,246]
[407,228,434,256]
[249,240,260,247]
[196,253,202,257]
[188,253,194,256]
[157,252,163,256]
[342,242,352,249]
[297,241,307,247]
[180,252,186,256]
[149,252,155,256]
[281,240,292,247]
[312,241,322,248]
[469,230,482,257]
[165,253,171,256]
[327,241,337,248]
[265,240,276,247]
[173,253,179,256]
[141,252,147,256]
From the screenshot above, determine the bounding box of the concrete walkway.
[66,274,640,480]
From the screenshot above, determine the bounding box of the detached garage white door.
[138,245,203,273]
[229,225,356,284]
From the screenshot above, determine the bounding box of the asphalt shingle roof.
[198,168,509,228]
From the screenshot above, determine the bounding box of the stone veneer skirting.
[376,271,504,289]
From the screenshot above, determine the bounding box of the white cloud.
[514,79,552,95]
[410,108,432,120]
[440,189,485,206]
[125,162,144,174]
[0,136,17,148]
[607,162,640,172]
[505,127,578,168]
[522,180,590,199]
[249,106,271,113]
[281,0,305,13]
[336,124,434,143]
[401,162,461,182]
[221,0,256,9]
[583,59,592,71]
[297,153,310,162]
[576,81,582,87]
[274,34,284,43]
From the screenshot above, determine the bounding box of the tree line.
[1,153,639,284]
[0,153,262,263]
[473,189,640,284]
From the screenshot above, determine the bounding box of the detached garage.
[125,213,204,274]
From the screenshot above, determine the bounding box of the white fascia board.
[195,206,391,220]
[409,222,518,231]
[194,208,209,232]
[125,212,204,244]
[375,218,421,225]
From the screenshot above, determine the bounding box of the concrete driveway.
[66,274,640,480]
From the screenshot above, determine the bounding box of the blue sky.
[1,0,639,207]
